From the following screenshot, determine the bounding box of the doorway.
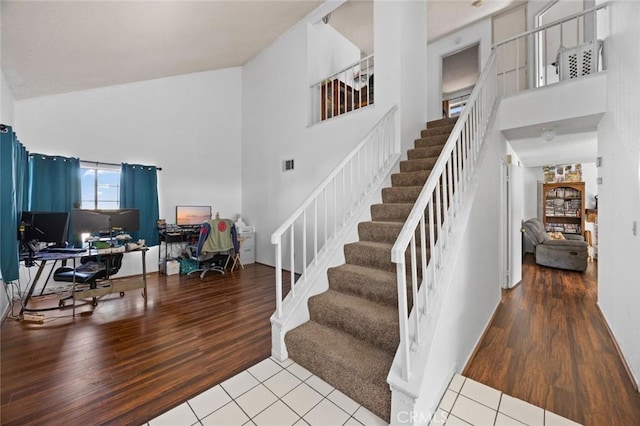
[441,43,479,118]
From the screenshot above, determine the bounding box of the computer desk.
[20,247,148,318]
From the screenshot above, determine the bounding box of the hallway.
[463,255,640,425]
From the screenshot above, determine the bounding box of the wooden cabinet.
[543,182,585,236]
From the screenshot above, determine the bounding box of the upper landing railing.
[309,55,374,125]
[495,2,609,97]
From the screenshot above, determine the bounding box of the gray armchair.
[522,218,588,272]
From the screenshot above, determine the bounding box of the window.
[80,163,120,209]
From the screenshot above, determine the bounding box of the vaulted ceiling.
[1,0,520,100]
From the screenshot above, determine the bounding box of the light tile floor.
[145,357,387,426]
[431,374,583,426]
[145,360,583,426]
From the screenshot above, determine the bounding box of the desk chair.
[186,219,237,279]
[54,254,124,307]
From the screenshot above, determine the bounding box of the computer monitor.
[98,209,140,232]
[71,209,140,234]
[176,205,211,226]
[18,211,70,248]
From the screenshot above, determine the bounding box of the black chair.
[54,254,124,307]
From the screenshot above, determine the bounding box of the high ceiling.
[1,0,520,100]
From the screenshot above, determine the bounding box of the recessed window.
[80,163,120,209]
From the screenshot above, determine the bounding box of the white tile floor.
[431,374,583,426]
[145,360,583,426]
[145,357,387,426]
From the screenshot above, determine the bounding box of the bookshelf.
[543,182,585,236]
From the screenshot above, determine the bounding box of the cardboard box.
[161,260,180,275]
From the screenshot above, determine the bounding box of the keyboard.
[45,247,87,254]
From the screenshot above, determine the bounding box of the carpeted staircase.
[284,117,458,421]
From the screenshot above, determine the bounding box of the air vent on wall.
[283,159,295,172]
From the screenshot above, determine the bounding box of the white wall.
[308,22,361,85]
[14,68,243,275]
[499,73,606,132]
[596,0,640,388]
[426,18,492,121]
[15,67,243,225]
[398,0,428,154]
[1,70,15,125]
[242,0,428,266]
[506,143,524,287]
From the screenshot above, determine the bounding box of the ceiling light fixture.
[541,128,556,142]
[472,0,483,7]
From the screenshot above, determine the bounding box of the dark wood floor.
[1,263,285,426]
[464,254,640,425]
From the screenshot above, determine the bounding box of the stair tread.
[309,290,399,354]
[286,321,393,387]
[311,289,398,320]
[345,240,392,250]
[328,264,412,308]
[330,263,397,282]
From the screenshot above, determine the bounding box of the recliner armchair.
[522,218,588,272]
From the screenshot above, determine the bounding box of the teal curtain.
[0,126,29,282]
[29,154,81,246]
[120,163,159,246]
[29,154,81,212]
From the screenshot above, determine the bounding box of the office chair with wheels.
[186,218,237,279]
[54,253,124,306]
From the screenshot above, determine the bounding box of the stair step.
[328,264,400,307]
[427,116,458,128]
[358,221,404,244]
[399,157,438,173]
[391,169,431,187]
[285,321,392,421]
[421,123,455,138]
[370,203,413,222]
[407,144,446,160]
[359,220,429,246]
[344,241,395,272]
[382,186,422,203]
[308,290,399,355]
[414,133,449,148]
[344,240,427,273]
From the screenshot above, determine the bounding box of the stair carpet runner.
[284,117,459,422]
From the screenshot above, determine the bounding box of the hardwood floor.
[1,264,287,426]
[464,254,640,425]
[5,256,639,425]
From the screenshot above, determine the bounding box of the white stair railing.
[310,55,374,124]
[390,1,609,386]
[272,105,399,326]
[391,52,498,382]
